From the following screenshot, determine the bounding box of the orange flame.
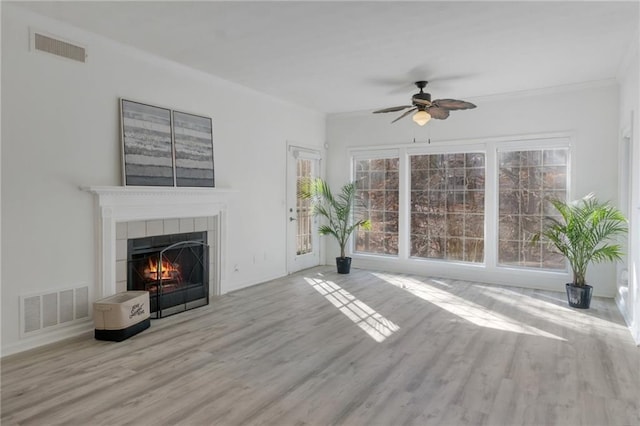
[144,257,181,281]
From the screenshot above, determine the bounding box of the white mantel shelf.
[84,185,234,298]
[83,186,236,221]
[84,185,236,196]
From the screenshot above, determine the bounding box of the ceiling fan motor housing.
[412,91,431,105]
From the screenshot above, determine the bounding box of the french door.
[286,145,321,273]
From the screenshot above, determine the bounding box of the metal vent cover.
[32,30,86,63]
[20,285,90,336]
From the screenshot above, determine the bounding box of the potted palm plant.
[302,178,371,274]
[533,193,627,309]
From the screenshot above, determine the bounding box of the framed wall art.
[172,111,215,187]
[120,99,174,186]
[120,98,215,188]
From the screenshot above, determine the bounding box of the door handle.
[289,217,297,222]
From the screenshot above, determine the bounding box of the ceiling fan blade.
[432,99,477,110]
[391,108,417,123]
[427,107,450,120]
[373,105,413,114]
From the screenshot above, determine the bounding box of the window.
[410,153,485,262]
[349,136,570,276]
[296,158,314,255]
[354,158,399,255]
[497,148,568,269]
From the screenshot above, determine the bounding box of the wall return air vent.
[20,286,90,337]
[31,30,87,63]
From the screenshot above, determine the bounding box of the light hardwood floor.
[2,267,639,425]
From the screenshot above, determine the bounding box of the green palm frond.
[301,178,371,258]
[533,193,627,286]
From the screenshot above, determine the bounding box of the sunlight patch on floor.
[373,273,566,341]
[478,285,627,335]
[305,276,399,342]
[478,285,577,320]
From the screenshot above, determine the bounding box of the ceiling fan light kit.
[373,80,476,126]
[412,110,431,126]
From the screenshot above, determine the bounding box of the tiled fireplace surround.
[114,216,217,295]
[86,186,231,301]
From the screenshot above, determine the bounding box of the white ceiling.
[15,1,640,114]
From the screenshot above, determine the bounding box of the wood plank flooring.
[2,267,639,425]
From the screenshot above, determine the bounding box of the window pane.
[296,159,313,255]
[354,157,399,255]
[497,148,568,269]
[410,153,485,263]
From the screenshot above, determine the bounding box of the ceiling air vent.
[32,30,87,63]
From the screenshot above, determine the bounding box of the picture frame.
[120,99,174,186]
[120,99,215,188]
[172,110,215,187]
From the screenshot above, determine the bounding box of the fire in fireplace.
[127,231,209,318]
[144,258,181,282]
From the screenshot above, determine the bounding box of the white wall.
[1,5,325,355]
[326,82,621,297]
[617,33,640,344]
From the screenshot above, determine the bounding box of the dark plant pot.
[565,283,593,309]
[336,257,352,274]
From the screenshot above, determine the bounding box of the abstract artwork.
[120,99,215,187]
[172,111,215,187]
[121,99,174,186]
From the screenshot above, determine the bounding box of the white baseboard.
[2,320,93,358]
[222,271,287,294]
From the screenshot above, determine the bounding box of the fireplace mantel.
[84,186,236,221]
[84,186,234,298]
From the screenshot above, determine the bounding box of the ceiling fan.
[373,81,476,126]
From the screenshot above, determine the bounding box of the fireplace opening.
[128,231,209,318]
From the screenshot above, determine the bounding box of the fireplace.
[85,186,232,312]
[128,231,209,318]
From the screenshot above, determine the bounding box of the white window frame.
[494,138,572,274]
[352,151,402,258]
[347,133,573,287]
